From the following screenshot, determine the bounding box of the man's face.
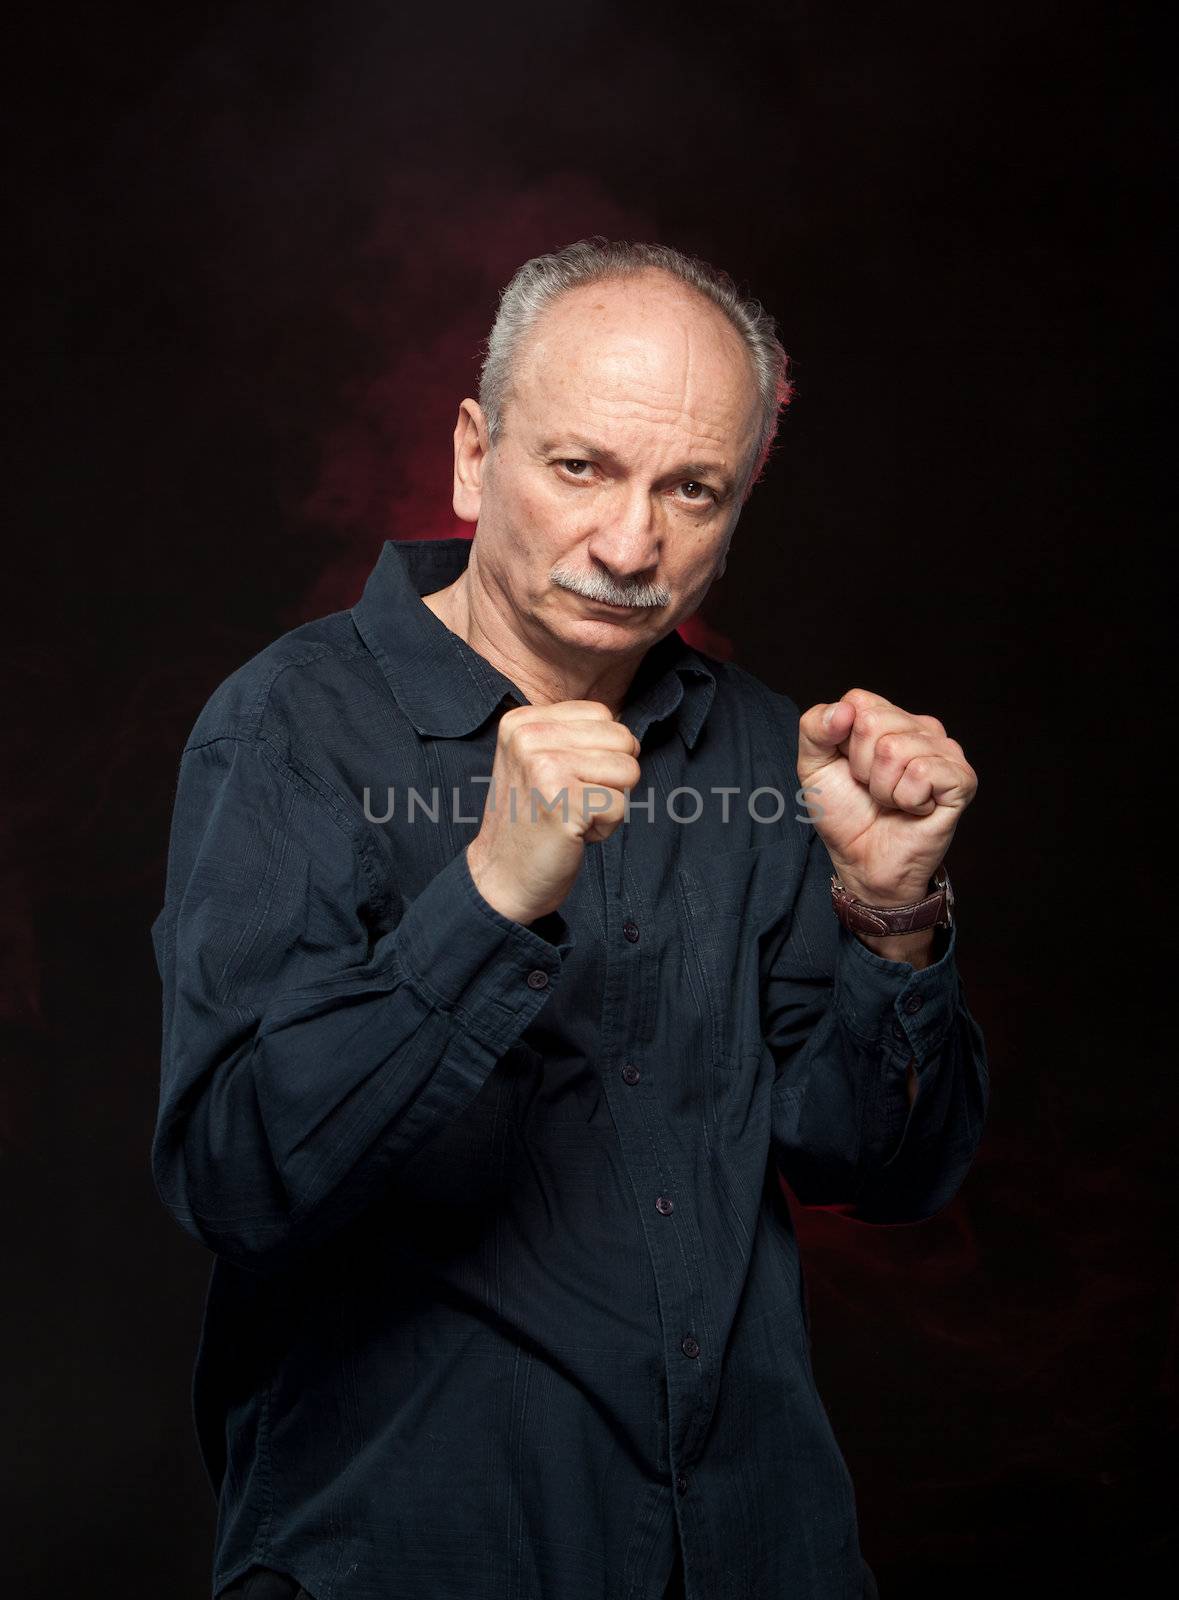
[453,268,762,661]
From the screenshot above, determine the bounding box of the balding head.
[506,268,762,511]
[478,238,792,501]
[448,242,789,675]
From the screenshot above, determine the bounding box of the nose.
[585,481,660,583]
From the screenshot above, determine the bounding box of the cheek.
[674,529,731,594]
[678,523,727,569]
[510,476,591,553]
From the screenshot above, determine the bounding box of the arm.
[764,826,989,1224]
[853,923,937,1109]
[149,732,573,1270]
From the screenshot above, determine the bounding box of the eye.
[678,481,716,503]
[560,459,593,477]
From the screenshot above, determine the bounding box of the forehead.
[510,271,760,453]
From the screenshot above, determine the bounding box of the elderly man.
[151,238,987,1600]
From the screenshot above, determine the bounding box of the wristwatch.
[830,864,954,937]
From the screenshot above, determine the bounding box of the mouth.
[576,593,645,613]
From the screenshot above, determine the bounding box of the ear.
[453,399,490,524]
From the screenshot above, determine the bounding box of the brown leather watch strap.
[830,865,954,936]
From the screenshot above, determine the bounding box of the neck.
[422,560,647,719]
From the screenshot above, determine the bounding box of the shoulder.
[182,607,379,754]
[170,609,388,871]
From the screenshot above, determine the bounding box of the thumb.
[797,699,854,781]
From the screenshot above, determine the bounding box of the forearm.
[152,747,574,1269]
[850,998,988,1222]
[766,899,987,1223]
[852,925,943,1110]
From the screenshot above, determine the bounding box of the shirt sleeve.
[149,732,575,1269]
[764,823,989,1224]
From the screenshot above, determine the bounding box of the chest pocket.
[675,838,802,1069]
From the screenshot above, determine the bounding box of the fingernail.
[822,705,837,729]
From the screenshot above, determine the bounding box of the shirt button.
[903,993,924,1014]
[622,920,640,943]
[655,1194,674,1215]
[680,1334,700,1359]
[675,1474,688,1494]
[621,1063,641,1085]
[891,1021,907,1042]
[526,969,550,990]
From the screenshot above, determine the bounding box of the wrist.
[832,873,933,907]
[830,864,954,945]
[465,841,533,925]
[852,924,939,968]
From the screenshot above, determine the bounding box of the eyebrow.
[537,437,735,497]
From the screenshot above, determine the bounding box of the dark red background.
[4,1,1171,1593]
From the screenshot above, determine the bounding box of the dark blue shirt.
[150,537,989,1600]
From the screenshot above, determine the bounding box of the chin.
[553,609,654,651]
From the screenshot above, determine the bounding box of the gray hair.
[477,237,794,499]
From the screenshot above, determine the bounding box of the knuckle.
[515,720,558,746]
[530,753,564,784]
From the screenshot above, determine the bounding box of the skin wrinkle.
[429,268,761,717]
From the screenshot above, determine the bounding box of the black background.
[4,1,1171,1593]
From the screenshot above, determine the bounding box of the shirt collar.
[350,537,717,749]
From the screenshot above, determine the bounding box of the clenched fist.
[466,701,642,925]
[797,687,978,906]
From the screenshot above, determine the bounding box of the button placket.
[594,825,712,1477]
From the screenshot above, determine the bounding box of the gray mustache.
[550,570,671,608]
